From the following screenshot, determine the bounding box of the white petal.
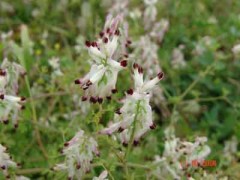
[142,77,159,92]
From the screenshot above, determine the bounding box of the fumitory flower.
[54,130,99,180]
[0,58,26,127]
[143,0,158,30]
[0,144,18,178]
[151,126,211,180]
[100,64,164,145]
[92,170,108,180]
[171,45,186,69]
[75,15,128,103]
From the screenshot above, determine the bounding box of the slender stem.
[24,75,48,159]
[179,64,214,101]
[101,163,115,180]
[125,101,141,158]
[122,101,141,179]
[16,168,47,175]
[190,96,224,102]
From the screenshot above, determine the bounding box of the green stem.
[123,101,141,179]
[179,64,214,101]
[24,75,48,159]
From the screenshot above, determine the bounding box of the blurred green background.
[1,0,240,179]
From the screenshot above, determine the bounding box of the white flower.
[232,44,240,57]
[54,130,99,180]
[48,57,63,77]
[223,136,238,164]
[171,45,186,69]
[144,0,158,6]
[0,58,26,127]
[75,15,128,103]
[143,0,157,29]
[152,128,211,180]
[93,170,108,180]
[150,19,169,43]
[100,64,164,144]
[0,144,18,177]
[193,36,218,56]
[16,176,30,180]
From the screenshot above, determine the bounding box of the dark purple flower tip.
[82,96,88,101]
[157,72,164,79]
[106,28,110,34]
[0,69,6,76]
[98,97,103,104]
[3,119,9,124]
[99,31,104,37]
[68,177,73,180]
[127,88,133,95]
[1,165,6,170]
[124,54,129,58]
[91,42,97,47]
[85,41,91,47]
[21,105,25,110]
[122,142,128,147]
[111,88,118,93]
[103,37,108,43]
[83,87,88,90]
[86,169,91,174]
[133,140,139,146]
[133,63,139,69]
[96,151,100,157]
[115,29,120,36]
[21,97,26,101]
[150,123,157,130]
[86,80,92,86]
[90,97,97,103]
[74,79,81,84]
[0,94,4,100]
[17,163,22,167]
[127,40,132,44]
[14,124,18,129]
[138,66,143,74]
[106,96,111,100]
[120,60,128,67]
[118,127,124,132]
[115,108,121,114]
[76,164,81,169]
[64,142,69,147]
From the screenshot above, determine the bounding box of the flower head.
[0,144,18,177]
[151,127,211,180]
[54,130,99,179]
[0,58,26,127]
[100,64,164,144]
[75,15,128,102]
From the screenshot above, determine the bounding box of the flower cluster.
[54,130,99,180]
[0,144,18,178]
[171,44,186,69]
[100,64,164,145]
[151,127,211,180]
[127,1,169,107]
[223,136,238,165]
[143,0,158,30]
[0,58,26,127]
[75,15,128,103]
[48,57,63,77]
